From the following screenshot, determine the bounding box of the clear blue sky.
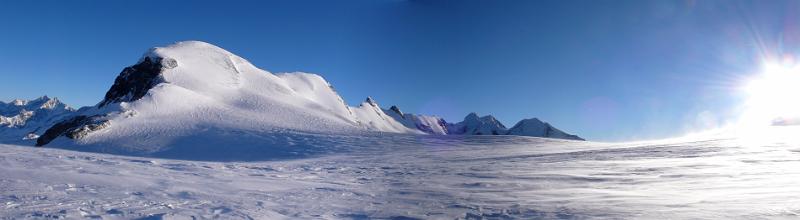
[1,0,797,141]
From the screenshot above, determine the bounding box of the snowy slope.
[383,105,450,135]
[3,128,800,219]
[37,41,420,153]
[507,118,585,140]
[0,96,75,144]
[350,98,413,133]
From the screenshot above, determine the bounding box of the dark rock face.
[364,97,378,107]
[389,106,404,119]
[36,115,109,146]
[36,56,177,147]
[98,57,175,107]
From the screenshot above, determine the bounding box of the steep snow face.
[351,98,419,133]
[0,96,75,144]
[38,41,419,151]
[275,72,355,123]
[507,118,584,140]
[384,105,450,135]
[450,113,508,135]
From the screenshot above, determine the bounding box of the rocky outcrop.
[98,57,176,107]
[36,115,109,146]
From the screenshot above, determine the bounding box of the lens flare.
[739,62,800,127]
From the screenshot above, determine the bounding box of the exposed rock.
[36,115,109,146]
[389,106,404,119]
[365,97,378,107]
[98,57,173,107]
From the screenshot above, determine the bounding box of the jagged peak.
[389,105,404,117]
[35,96,65,110]
[480,115,499,121]
[11,99,27,106]
[2,96,70,111]
[464,112,500,123]
[465,112,480,120]
[364,97,378,107]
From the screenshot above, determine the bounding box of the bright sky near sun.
[1,0,799,141]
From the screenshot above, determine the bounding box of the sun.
[740,62,800,127]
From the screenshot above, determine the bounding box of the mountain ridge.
[0,41,582,154]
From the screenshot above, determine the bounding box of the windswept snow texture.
[4,130,800,219]
[0,96,75,145]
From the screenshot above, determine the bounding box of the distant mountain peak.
[365,97,377,107]
[11,99,26,106]
[388,106,404,118]
[0,96,76,143]
[507,118,583,140]
[464,112,480,121]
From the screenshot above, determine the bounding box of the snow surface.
[4,127,800,219]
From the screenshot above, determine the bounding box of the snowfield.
[4,129,800,219]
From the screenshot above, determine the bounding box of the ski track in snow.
[4,134,800,219]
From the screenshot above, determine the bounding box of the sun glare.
[740,62,800,127]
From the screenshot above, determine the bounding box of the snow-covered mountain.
[448,113,509,135]
[35,41,421,152]
[0,96,75,144]
[384,105,450,135]
[384,106,583,140]
[32,41,581,154]
[507,118,584,140]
